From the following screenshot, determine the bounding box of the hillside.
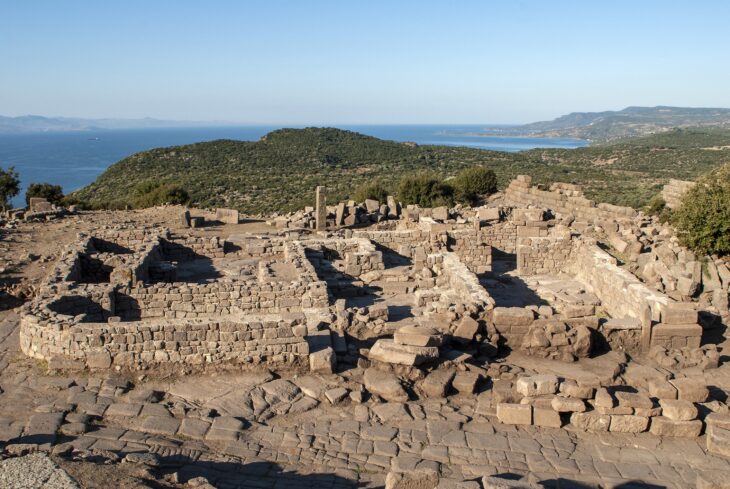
[71,127,730,213]
[485,106,730,142]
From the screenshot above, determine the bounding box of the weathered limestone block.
[615,391,653,410]
[650,416,703,437]
[393,325,443,347]
[515,375,558,397]
[452,372,479,394]
[648,378,677,399]
[309,346,335,373]
[496,403,531,425]
[609,415,649,433]
[559,381,594,399]
[452,316,479,343]
[215,208,239,224]
[364,368,408,402]
[420,369,456,398]
[551,396,586,413]
[707,414,730,458]
[533,407,562,428]
[369,339,439,366]
[660,398,698,421]
[493,307,534,327]
[570,412,610,432]
[670,378,709,403]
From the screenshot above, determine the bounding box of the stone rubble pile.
[267,196,403,229]
[493,373,718,438]
[649,344,721,370]
[369,324,443,367]
[519,319,592,362]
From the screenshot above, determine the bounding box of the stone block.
[648,378,677,400]
[215,208,239,224]
[492,307,534,327]
[452,372,479,394]
[594,388,615,408]
[661,304,698,324]
[453,316,479,343]
[570,412,610,432]
[394,325,443,347]
[660,399,698,421]
[670,378,708,402]
[86,351,112,369]
[496,403,531,425]
[559,381,594,399]
[650,416,702,437]
[421,369,456,398]
[609,415,649,433]
[708,425,730,459]
[551,397,586,413]
[515,375,558,397]
[477,207,500,221]
[364,368,408,402]
[309,346,335,373]
[369,339,439,366]
[432,207,449,221]
[615,391,653,409]
[533,407,561,428]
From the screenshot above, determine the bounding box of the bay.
[0,125,587,207]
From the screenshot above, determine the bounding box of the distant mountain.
[483,106,730,142]
[0,115,235,133]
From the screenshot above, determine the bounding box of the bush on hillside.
[353,179,389,203]
[397,173,454,207]
[452,166,498,204]
[25,182,64,206]
[0,166,20,211]
[672,164,730,255]
[133,181,189,208]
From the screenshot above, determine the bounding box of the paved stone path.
[0,312,729,488]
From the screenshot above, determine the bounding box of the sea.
[0,125,587,208]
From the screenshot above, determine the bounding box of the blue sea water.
[0,125,587,207]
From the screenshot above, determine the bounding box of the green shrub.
[644,194,665,215]
[25,182,64,206]
[397,173,454,207]
[452,166,498,204]
[672,164,730,255]
[0,166,20,211]
[353,178,389,203]
[133,181,189,208]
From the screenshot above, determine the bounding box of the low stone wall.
[353,221,496,274]
[516,225,573,275]
[570,243,670,323]
[661,179,695,209]
[505,175,637,222]
[20,312,309,369]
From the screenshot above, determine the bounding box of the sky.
[1,0,729,124]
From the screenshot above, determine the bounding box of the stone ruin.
[16,176,730,467]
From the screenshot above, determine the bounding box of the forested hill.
[71,127,730,214]
[494,106,730,141]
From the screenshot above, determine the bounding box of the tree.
[0,166,20,211]
[397,173,454,207]
[672,163,730,255]
[452,166,498,205]
[353,178,389,203]
[26,182,64,206]
[132,181,189,208]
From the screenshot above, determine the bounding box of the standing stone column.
[315,186,327,231]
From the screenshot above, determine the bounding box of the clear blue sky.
[1,0,729,124]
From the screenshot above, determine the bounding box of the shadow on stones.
[373,243,413,269]
[154,240,223,284]
[91,238,133,255]
[114,292,142,321]
[479,251,547,308]
[47,295,104,322]
[305,248,376,307]
[161,458,368,488]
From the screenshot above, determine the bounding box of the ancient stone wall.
[20,312,309,369]
[570,242,670,323]
[516,225,574,276]
[661,179,695,209]
[505,175,637,222]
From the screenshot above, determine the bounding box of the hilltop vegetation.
[491,106,730,141]
[71,126,730,214]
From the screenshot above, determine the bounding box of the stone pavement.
[0,310,729,488]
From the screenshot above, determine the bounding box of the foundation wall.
[20,313,309,369]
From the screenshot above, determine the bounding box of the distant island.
[467,106,730,142]
[0,114,237,133]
